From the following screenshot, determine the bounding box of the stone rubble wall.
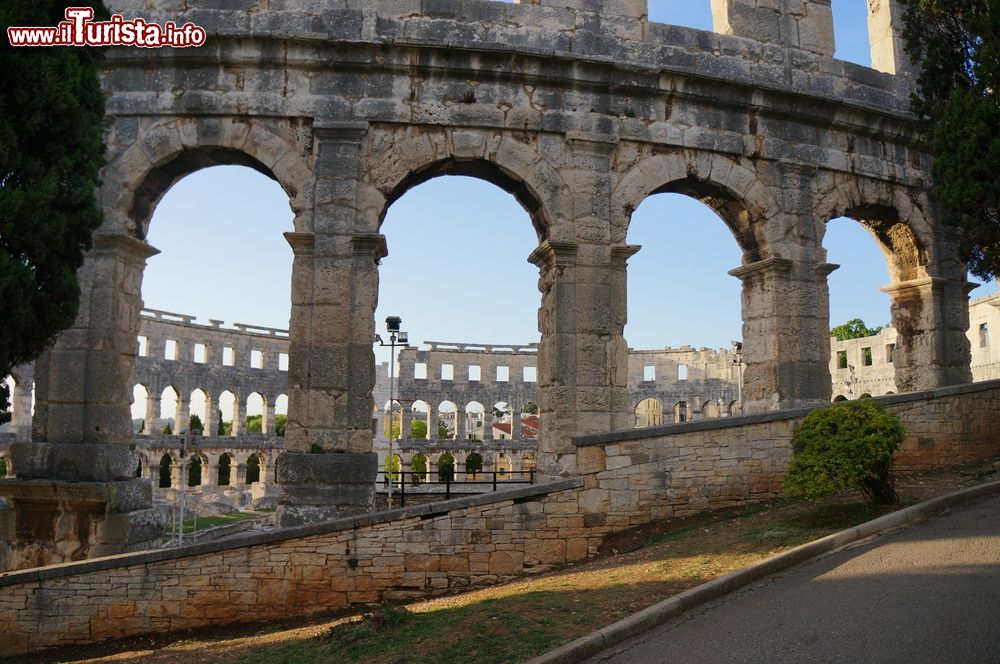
[3,380,1000,656]
[574,379,1000,524]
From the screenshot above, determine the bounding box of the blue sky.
[141,1,996,374]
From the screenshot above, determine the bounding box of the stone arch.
[612,153,778,258]
[495,453,512,479]
[673,400,689,423]
[410,452,429,484]
[217,453,233,486]
[188,453,207,487]
[464,401,486,441]
[368,130,566,240]
[246,392,266,434]
[0,453,10,478]
[189,388,209,433]
[833,395,848,402]
[437,452,456,482]
[815,179,934,284]
[410,400,431,440]
[158,453,173,488]
[634,397,663,427]
[703,400,721,418]
[437,400,458,440]
[159,386,180,434]
[102,117,313,239]
[245,453,262,484]
[465,452,484,480]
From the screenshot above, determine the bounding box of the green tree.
[188,414,204,434]
[521,402,539,415]
[384,454,401,482]
[783,401,905,505]
[438,453,455,482]
[161,423,172,435]
[437,420,451,440]
[217,410,225,436]
[902,1,1000,278]
[275,414,287,437]
[411,453,428,484]
[0,0,110,422]
[830,319,883,341]
[411,419,428,439]
[246,414,262,433]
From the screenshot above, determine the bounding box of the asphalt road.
[587,494,1000,664]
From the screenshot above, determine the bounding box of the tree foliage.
[902,0,1000,278]
[830,318,883,341]
[275,413,287,437]
[188,414,204,433]
[783,401,905,505]
[411,419,428,439]
[0,0,109,422]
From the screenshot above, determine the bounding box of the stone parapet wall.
[2,381,999,655]
[0,479,587,656]
[575,379,1000,523]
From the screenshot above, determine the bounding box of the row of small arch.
[132,384,288,435]
[633,398,741,427]
[150,452,266,488]
[384,450,536,481]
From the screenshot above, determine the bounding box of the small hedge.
[784,400,905,505]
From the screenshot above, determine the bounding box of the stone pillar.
[275,122,379,526]
[231,397,244,437]
[483,412,494,443]
[711,0,834,56]
[175,397,190,435]
[10,381,32,441]
[455,408,465,441]
[0,234,166,571]
[530,238,638,477]
[729,257,835,413]
[264,400,276,437]
[881,277,973,392]
[143,394,160,434]
[401,409,412,442]
[868,0,917,77]
[202,394,216,437]
[728,256,834,411]
[429,411,440,441]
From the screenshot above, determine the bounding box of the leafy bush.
[784,400,904,505]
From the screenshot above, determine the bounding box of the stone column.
[202,394,216,437]
[10,381,32,440]
[882,277,973,392]
[868,0,917,77]
[455,408,465,441]
[275,121,379,526]
[530,239,638,477]
[483,412,494,443]
[728,256,834,411]
[175,396,190,435]
[0,234,166,571]
[429,411,440,441]
[231,397,244,437]
[711,0,834,56]
[264,400,276,437]
[401,409,412,442]
[143,393,160,434]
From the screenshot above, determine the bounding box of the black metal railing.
[376,469,535,506]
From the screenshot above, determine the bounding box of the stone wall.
[574,379,1000,522]
[0,479,587,656]
[3,380,999,656]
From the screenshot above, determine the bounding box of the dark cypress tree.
[902,0,1000,279]
[0,1,109,422]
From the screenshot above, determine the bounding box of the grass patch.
[166,511,268,535]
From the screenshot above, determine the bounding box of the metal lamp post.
[731,340,744,413]
[376,316,407,510]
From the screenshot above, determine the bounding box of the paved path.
[587,494,1000,664]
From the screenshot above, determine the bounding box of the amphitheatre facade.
[2,0,999,655]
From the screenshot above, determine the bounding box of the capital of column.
[528,239,579,269]
[610,244,642,266]
[351,233,388,262]
[728,256,794,281]
[816,262,840,278]
[283,231,315,256]
[92,233,160,262]
[879,276,949,295]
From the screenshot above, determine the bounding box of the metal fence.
[375,469,535,506]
